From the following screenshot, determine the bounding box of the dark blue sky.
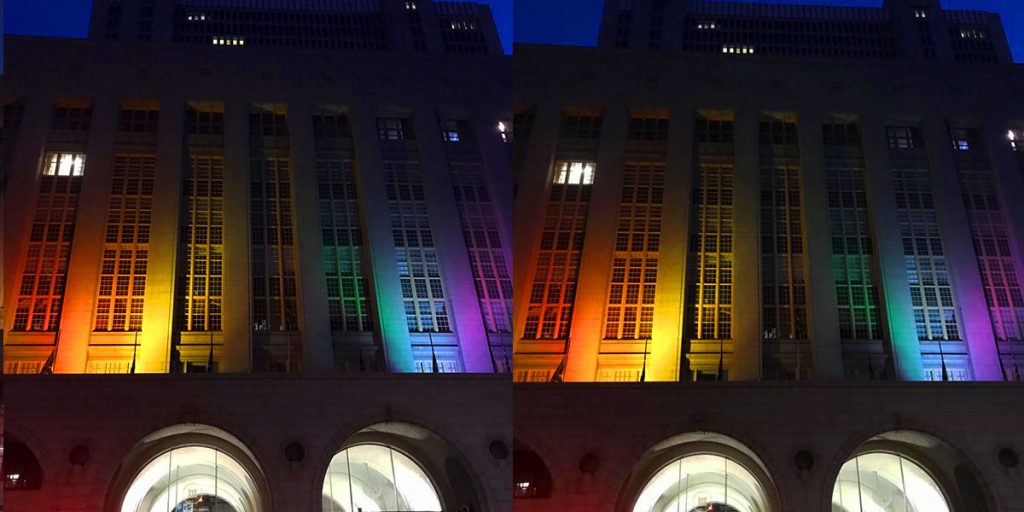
[3,0,513,54]
[515,0,1024,62]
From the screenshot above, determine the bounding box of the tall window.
[187,109,224,135]
[958,167,1024,342]
[440,119,468,143]
[179,156,224,331]
[385,161,452,332]
[560,115,602,140]
[50,106,92,132]
[893,169,963,341]
[628,117,669,141]
[377,117,414,141]
[688,163,734,340]
[449,162,512,333]
[317,158,371,332]
[12,153,85,331]
[118,108,159,133]
[760,165,806,340]
[523,162,595,339]
[250,157,299,332]
[604,164,662,340]
[95,155,154,331]
[886,126,922,150]
[825,122,882,342]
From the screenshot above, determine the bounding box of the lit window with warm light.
[553,161,595,185]
[43,152,86,176]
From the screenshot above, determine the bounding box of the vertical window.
[317,158,371,332]
[825,122,882,342]
[523,161,595,339]
[760,165,806,340]
[118,108,160,133]
[628,117,670,141]
[688,163,734,340]
[886,126,921,150]
[440,119,467,143]
[950,127,975,152]
[187,109,224,135]
[957,166,1024,343]
[377,117,414,141]
[604,164,662,340]
[250,157,299,332]
[449,162,512,333]
[561,115,602,140]
[94,155,154,331]
[50,106,92,132]
[179,156,224,331]
[12,153,85,331]
[385,161,452,332]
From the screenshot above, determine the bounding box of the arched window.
[512,441,553,499]
[633,454,770,512]
[832,452,949,512]
[3,437,44,490]
[322,443,441,512]
[121,446,261,512]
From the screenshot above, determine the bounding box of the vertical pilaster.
[798,110,844,380]
[139,97,184,373]
[350,101,414,372]
[732,108,761,380]
[565,104,629,381]
[288,102,334,372]
[57,98,119,373]
[921,114,1001,380]
[414,104,492,372]
[650,103,694,382]
[221,100,252,372]
[861,112,921,380]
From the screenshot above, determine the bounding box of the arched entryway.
[620,432,780,512]
[322,443,442,511]
[107,424,271,512]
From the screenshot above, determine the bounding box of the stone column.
[220,100,253,372]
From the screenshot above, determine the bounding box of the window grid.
[887,126,922,150]
[688,164,733,340]
[827,162,882,341]
[449,162,512,333]
[760,164,807,340]
[604,164,663,340]
[171,7,388,51]
[94,155,154,332]
[957,168,1024,341]
[12,153,85,331]
[628,117,669,141]
[187,109,224,135]
[893,169,962,341]
[385,161,452,332]
[118,108,160,133]
[50,107,92,132]
[377,117,414,141]
[250,157,299,332]
[523,161,594,339]
[317,158,371,332]
[179,156,224,332]
[561,116,602,140]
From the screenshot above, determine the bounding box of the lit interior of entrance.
[832,452,950,512]
[633,453,770,512]
[121,446,260,512]
[322,443,442,512]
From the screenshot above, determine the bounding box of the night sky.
[3,0,514,54]
[515,0,1024,62]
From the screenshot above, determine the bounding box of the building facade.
[512,0,1024,383]
[3,374,511,511]
[2,0,513,375]
[513,382,1024,511]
